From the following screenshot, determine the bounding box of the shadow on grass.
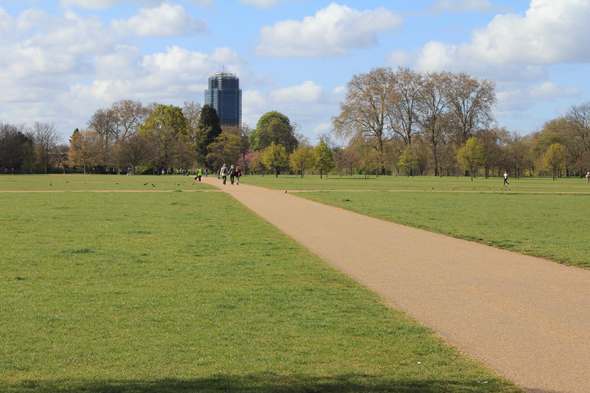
[2,373,523,393]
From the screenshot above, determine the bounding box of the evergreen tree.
[197,104,222,160]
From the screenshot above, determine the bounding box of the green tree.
[289,145,312,178]
[206,132,242,169]
[543,143,566,180]
[398,145,419,177]
[251,111,297,153]
[139,104,189,171]
[457,137,486,181]
[311,141,335,179]
[196,104,222,160]
[262,142,288,177]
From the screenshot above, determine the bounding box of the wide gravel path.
[204,176,590,393]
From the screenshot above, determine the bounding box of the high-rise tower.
[205,72,242,128]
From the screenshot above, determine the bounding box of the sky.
[1,0,589,143]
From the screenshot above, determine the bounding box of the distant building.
[205,72,242,128]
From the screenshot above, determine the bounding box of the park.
[2,173,590,392]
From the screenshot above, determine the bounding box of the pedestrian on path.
[197,168,202,182]
[504,171,510,187]
[220,164,228,185]
[235,166,242,185]
[205,167,208,177]
[229,165,236,185]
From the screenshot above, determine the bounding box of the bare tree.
[111,99,152,141]
[112,133,155,174]
[332,67,392,172]
[34,122,61,174]
[386,67,422,146]
[183,101,202,155]
[444,73,497,145]
[566,101,590,152]
[418,72,451,177]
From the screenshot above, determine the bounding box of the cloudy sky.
[1,0,589,142]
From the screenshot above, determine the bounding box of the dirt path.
[204,176,590,393]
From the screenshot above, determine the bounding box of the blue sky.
[1,0,589,142]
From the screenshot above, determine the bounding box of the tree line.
[330,67,590,179]
[1,68,588,179]
[0,99,335,177]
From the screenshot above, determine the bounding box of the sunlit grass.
[0,189,521,392]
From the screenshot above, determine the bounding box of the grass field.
[240,175,590,269]
[0,173,217,192]
[0,175,521,392]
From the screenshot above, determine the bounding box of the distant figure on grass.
[229,165,236,185]
[195,168,202,182]
[127,167,131,176]
[235,166,242,185]
[220,164,228,185]
[504,171,510,187]
[162,168,165,176]
[586,172,589,183]
[205,167,208,177]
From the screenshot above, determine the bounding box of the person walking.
[229,165,235,185]
[235,166,242,185]
[197,167,202,182]
[586,172,590,183]
[127,167,131,176]
[504,171,510,187]
[220,164,228,185]
[205,167,208,177]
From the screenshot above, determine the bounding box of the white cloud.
[0,7,258,138]
[494,81,580,120]
[60,0,215,10]
[237,0,290,8]
[111,2,207,37]
[255,2,404,57]
[243,83,343,139]
[268,81,324,103]
[529,82,579,100]
[397,0,590,75]
[425,0,512,15]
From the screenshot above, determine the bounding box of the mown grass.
[0,174,217,191]
[0,188,521,392]
[249,176,590,269]
[241,174,590,194]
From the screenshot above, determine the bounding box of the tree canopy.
[251,111,297,153]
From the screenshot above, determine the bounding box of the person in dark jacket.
[229,165,236,185]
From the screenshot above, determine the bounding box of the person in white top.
[504,171,510,187]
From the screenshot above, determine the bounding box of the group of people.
[218,164,242,185]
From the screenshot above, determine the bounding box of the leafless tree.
[417,72,451,176]
[444,73,497,145]
[34,122,61,174]
[332,67,392,170]
[386,67,422,146]
[566,101,590,152]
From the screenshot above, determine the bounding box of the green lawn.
[240,175,590,269]
[240,173,590,193]
[0,173,217,191]
[0,178,520,392]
